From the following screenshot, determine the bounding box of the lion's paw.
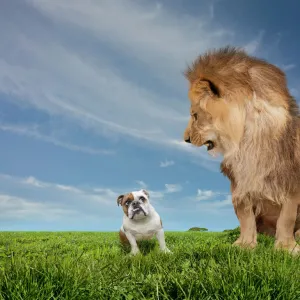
[275,241,300,255]
[232,239,257,249]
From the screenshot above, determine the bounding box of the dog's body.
[117,189,171,255]
[183,46,300,254]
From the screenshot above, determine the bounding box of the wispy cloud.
[26,0,234,76]
[148,190,165,199]
[136,180,147,189]
[0,123,114,155]
[196,189,219,201]
[130,180,183,199]
[213,195,232,208]
[179,189,232,213]
[282,64,296,71]
[244,30,265,55]
[165,184,182,193]
[0,173,235,228]
[195,195,232,214]
[0,173,115,207]
[160,160,175,168]
[183,188,225,202]
[0,0,261,171]
[0,174,182,221]
[0,194,77,221]
[23,176,46,188]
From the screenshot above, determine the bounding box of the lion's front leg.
[275,198,300,255]
[233,200,257,249]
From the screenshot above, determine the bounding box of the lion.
[183,46,300,254]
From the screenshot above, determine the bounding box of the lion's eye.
[192,113,198,121]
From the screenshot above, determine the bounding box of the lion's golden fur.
[183,46,300,243]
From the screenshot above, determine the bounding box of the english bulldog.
[117,189,171,256]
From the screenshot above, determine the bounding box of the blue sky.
[0,0,299,231]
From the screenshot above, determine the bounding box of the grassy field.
[0,230,300,299]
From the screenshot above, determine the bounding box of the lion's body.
[183,46,300,252]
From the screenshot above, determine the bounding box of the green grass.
[0,231,300,299]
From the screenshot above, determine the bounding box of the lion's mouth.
[204,140,215,151]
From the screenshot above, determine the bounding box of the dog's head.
[117,189,150,220]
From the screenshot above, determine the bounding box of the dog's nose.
[132,201,139,207]
[185,137,191,143]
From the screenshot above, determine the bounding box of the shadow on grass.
[119,239,157,255]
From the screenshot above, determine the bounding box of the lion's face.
[183,79,246,156]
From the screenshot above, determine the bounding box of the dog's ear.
[117,195,124,206]
[142,189,150,198]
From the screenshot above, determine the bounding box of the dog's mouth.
[131,206,147,219]
[204,140,215,151]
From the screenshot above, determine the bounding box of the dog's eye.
[125,201,130,206]
[139,196,146,202]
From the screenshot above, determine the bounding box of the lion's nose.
[185,137,191,143]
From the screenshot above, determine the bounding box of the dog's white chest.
[135,231,155,240]
[129,222,160,240]
[122,212,161,241]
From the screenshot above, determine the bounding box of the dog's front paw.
[129,248,140,256]
[161,247,172,254]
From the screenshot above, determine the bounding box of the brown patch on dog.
[119,230,130,245]
[183,46,300,252]
[117,195,124,206]
[117,193,134,217]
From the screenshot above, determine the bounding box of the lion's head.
[183,46,296,158]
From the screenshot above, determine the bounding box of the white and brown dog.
[117,189,171,256]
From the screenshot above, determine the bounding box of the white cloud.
[282,64,296,71]
[148,190,165,199]
[244,30,265,55]
[212,195,232,208]
[194,194,233,214]
[125,180,181,199]
[93,188,118,199]
[179,189,232,213]
[0,0,263,170]
[0,123,114,155]
[0,194,78,221]
[165,184,182,193]
[23,176,46,188]
[0,173,236,229]
[136,181,147,189]
[160,160,175,168]
[19,175,83,194]
[0,174,179,222]
[0,173,114,207]
[196,189,219,201]
[26,0,234,76]
[55,184,82,194]
[127,180,183,199]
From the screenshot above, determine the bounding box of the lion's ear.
[196,78,222,98]
[117,195,124,206]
